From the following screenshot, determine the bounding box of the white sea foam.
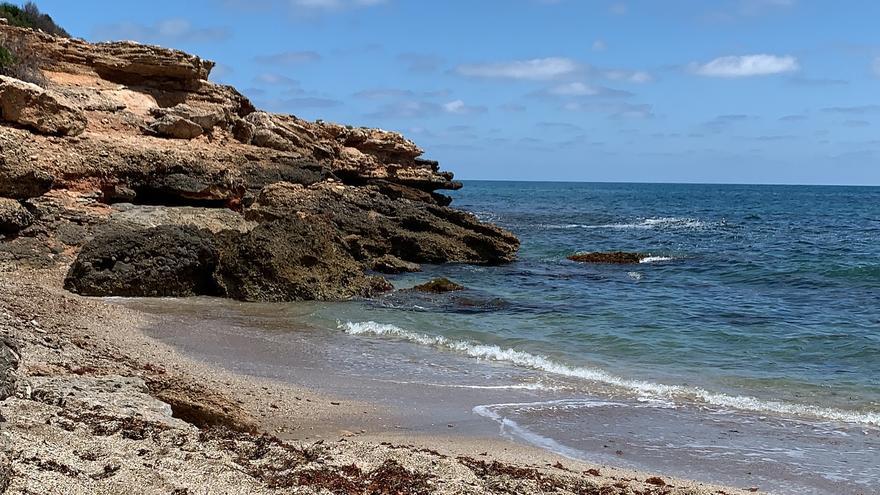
[627,271,643,280]
[538,217,708,231]
[639,256,674,264]
[339,321,880,427]
[473,402,589,460]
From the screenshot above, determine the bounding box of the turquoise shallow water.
[321,181,880,423]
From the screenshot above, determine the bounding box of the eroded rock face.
[371,254,421,274]
[64,219,393,301]
[214,218,392,302]
[0,337,20,400]
[0,75,87,136]
[0,198,33,235]
[246,181,520,266]
[0,22,520,301]
[63,225,221,297]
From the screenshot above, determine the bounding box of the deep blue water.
[323,181,880,424]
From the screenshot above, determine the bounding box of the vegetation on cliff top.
[0,2,64,84]
[0,2,67,37]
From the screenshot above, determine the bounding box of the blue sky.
[37,0,880,185]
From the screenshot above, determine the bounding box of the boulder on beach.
[63,225,222,297]
[567,251,646,264]
[411,277,465,293]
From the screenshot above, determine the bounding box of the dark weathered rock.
[0,168,54,199]
[214,218,392,302]
[412,277,465,293]
[0,75,87,136]
[370,254,421,274]
[1,337,20,400]
[0,198,33,235]
[567,251,645,264]
[246,181,519,266]
[63,225,221,297]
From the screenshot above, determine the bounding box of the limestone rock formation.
[0,75,87,136]
[0,21,519,301]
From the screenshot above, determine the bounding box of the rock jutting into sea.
[567,251,646,264]
[0,23,519,301]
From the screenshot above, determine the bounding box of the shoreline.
[0,267,756,494]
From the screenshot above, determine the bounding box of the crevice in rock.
[103,186,233,209]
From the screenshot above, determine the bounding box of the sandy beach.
[0,266,757,494]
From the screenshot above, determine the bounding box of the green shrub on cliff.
[0,2,68,37]
[0,44,12,68]
[0,3,59,85]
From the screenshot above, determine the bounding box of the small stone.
[412,278,465,293]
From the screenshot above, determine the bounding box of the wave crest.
[338,321,880,427]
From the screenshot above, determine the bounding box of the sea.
[123,181,880,494]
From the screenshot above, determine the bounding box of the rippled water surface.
[340,182,880,422]
[126,182,880,494]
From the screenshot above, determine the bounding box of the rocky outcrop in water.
[567,252,645,264]
[0,23,519,301]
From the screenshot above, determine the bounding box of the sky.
[35,0,880,185]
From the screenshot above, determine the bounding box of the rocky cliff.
[0,24,519,301]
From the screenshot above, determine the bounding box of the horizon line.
[454,179,880,188]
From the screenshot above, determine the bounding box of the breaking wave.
[338,321,880,427]
[538,217,710,230]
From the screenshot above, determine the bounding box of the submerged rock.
[567,251,645,264]
[412,277,465,293]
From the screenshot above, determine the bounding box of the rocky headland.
[0,20,750,495]
[0,22,519,302]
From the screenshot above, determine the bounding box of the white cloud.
[443,100,487,115]
[603,69,653,83]
[691,54,799,77]
[93,18,231,43]
[454,57,579,80]
[549,82,602,96]
[254,51,321,65]
[592,39,607,51]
